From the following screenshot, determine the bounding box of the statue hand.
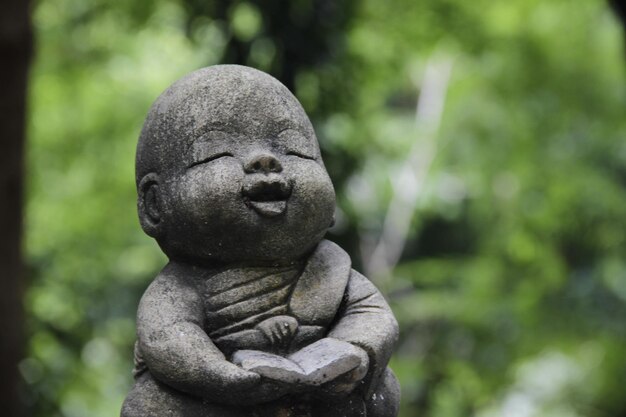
[315,345,369,398]
[216,363,294,405]
[214,360,262,391]
[255,315,299,350]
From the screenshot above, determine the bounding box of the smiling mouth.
[242,179,292,217]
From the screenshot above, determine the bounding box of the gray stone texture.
[121,65,400,417]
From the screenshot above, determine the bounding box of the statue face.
[155,95,336,264]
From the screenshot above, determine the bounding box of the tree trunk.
[0,0,32,415]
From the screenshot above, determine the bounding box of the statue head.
[136,65,335,264]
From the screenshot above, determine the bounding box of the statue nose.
[244,152,283,174]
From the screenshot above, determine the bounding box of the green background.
[24,0,626,416]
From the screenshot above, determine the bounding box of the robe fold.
[130,239,398,411]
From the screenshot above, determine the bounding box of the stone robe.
[123,240,399,417]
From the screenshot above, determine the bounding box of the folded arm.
[326,269,399,395]
[137,268,286,404]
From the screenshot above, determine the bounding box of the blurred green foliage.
[24,0,626,416]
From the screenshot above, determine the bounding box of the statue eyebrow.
[185,128,231,154]
[275,120,301,135]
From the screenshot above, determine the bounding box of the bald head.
[136,65,315,184]
[134,65,334,263]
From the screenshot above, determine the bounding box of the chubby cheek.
[288,161,336,230]
[171,162,245,228]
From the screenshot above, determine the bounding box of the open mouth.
[242,179,292,217]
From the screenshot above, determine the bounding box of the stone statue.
[121,65,400,417]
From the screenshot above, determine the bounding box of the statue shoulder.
[289,240,352,325]
[138,263,204,323]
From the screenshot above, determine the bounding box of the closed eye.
[286,151,316,161]
[188,152,233,168]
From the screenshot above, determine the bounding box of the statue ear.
[138,173,162,238]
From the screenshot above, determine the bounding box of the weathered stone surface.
[232,337,364,386]
[121,65,400,417]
